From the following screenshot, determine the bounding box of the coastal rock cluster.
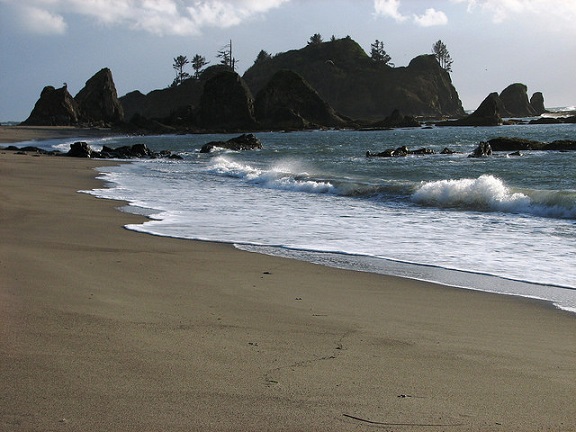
[22,68,124,127]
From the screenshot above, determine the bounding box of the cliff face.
[499,83,536,117]
[243,37,465,119]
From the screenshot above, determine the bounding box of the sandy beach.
[0,125,118,144]
[1,136,575,431]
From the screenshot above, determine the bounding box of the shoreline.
[0,125,120,144]
[2,134,576,430]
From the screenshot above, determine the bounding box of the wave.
[412,174,576,219]
[206,156,336,194]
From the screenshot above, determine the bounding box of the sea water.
[22,122,576,312]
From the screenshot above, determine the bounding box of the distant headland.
[18,36,576,133]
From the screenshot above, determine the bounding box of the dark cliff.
[75,68,124,125]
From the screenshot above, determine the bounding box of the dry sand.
[1,137,575,431]
[0,125,117,144]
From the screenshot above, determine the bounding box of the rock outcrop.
[199,133,263,153]
[367,109,420,129]
[487,137,576,151]
[66,141,181,159]
[243,37,465,119]
[195,71,258,131]
[254,70,351,129]
[469,141,493,158]
[75,68,124,125]
[499,83,536,117]
[21,85,79,126]
[529,92,546,115]
[437,93,502,127]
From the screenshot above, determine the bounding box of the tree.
[308,33,323,45]
[191,54,209,79]
[370,40,393,66]
[432,39,453,72]
[253,49,272,65]
[217,40,237,71]
[172,55,190,86]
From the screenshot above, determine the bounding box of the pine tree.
[432,40,453,72]
[370,40,392,66]
[191,54,209,79]
[172,55,190,86]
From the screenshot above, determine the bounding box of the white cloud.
[373,0,407,22]
[374,0,447,26]
[453,0,576,25]
[17,5,67,34]
[2,0,290,36]
[413,8,448,27]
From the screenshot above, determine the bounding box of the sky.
[1,0,575,122]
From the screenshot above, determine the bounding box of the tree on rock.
[191,54,209,79]
[432,40,453,72]
[370,40,393,66]
[172,55,190,86]
[308,33,323,45]
[217,40,237,72]
[254,50,272,65]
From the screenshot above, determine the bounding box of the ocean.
[20,121,576,312]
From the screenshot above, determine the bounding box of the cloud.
[453,0,576,25]
[413,8,448,27]
[373,0,407,22]
[2,0,290,36]
[374,0,447,26]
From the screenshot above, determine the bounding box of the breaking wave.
[412,174,576,219]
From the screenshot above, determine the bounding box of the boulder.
[200,134,263,153]
[488,137,544,151]
[75,68,124,125]
[196,71,257,131]
[499,83,536,117]
[67,141,93,157]
[254,70,351,129]
[469,141,492,158]
[66,142,181,159]
[21,85,80,126]
[530,92,546,115]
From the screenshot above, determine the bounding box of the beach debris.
[342,413,464,427]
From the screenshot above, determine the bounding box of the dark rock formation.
[254,70,350,129]
[437,93,502,127]
[469,141,493,158]
[483,137,576,152]
[243,37,465,119]
[530,92,546,115]
[21,85,79,126]
[200,134,263,153]
[366,146,434,158]
[488,137,543,151]
[120,65,230,121]
[529,115,576,125]
[499,83,536,117]
[66,142,181,159]
[196,71,257,131]
[75,68,124,125]
[368,109,420,129]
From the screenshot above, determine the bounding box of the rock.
[437,93,502,127]
[469,141,492,158]
[254,70,351,129]
[530,92,547,115]
[21,85,80,126]
[368,109,420,129]
[487,137,544,151]
[499,83,536,117]
[243,38,465,119]
[509,151,523,157]
[67,141,93,157]
[200,134,263,153]
[542,140,576,151]
[440,147,458,154]
[196,71,257,131]
[366,145,434,157]
[528,117,561,125]
[67,142,180,159]
[75,68,124,125]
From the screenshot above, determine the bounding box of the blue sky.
[1,0,575,121]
